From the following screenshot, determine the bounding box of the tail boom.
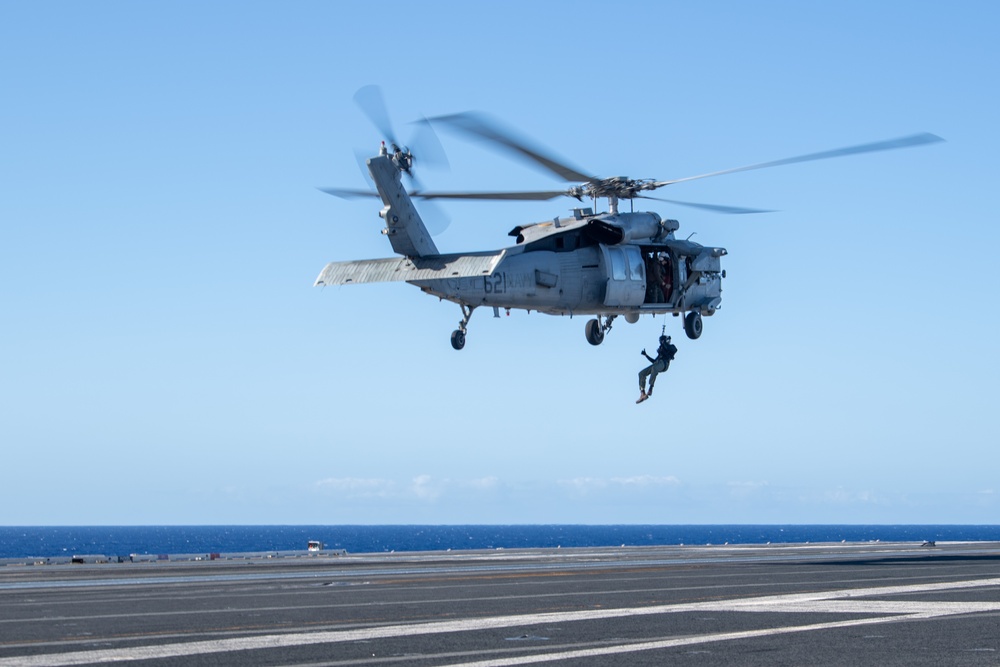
[368,154,438,257]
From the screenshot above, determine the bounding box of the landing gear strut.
[585,314,617,346]
[451,305,475,350]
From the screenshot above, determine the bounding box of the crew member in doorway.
[658,253,673,302]
[645,253,663,304]
[636,335,677,404]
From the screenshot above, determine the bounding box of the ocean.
[2,525,999,559]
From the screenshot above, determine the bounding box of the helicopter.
[316,88,943,350]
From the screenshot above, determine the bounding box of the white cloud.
[558,475,681,494]
[462,476,500,490]
[410,474,442,500]
[819,487,880,505]
[314,475,508,503]
[558,477,609,493]
[728,481,769,498]
[314,477,395,498]
[612,475,680,487]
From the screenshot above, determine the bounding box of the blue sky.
[2,1,997,525]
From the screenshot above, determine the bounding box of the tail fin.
[368,154,438,257]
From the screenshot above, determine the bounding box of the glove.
[641,349,646,355]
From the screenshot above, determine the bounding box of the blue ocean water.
[2,525,999,559]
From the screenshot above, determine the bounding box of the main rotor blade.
[318,188,451,234]
[655,133,945,188]
[429,112,595,183]
[320,184,569,202]
[354,85,397,145]
[639,196,773,215]
[318,187,380,199]
[410,189,570,201]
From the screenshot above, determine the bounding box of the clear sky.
[2,1,997,526]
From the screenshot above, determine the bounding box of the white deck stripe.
[444,617,925,667]
[3,576,999,666]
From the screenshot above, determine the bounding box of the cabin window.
[609,247,627,280]
[626,247,644,281]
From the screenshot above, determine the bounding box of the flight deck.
[2,541,999,666]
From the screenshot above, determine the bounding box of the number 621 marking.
[483,273,506,294]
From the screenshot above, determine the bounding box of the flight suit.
[639,340,677,395]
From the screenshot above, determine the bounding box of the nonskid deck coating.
[2,542,999,666]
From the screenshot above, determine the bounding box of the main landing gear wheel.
[585,315,617,346]
[585,319,604,346]
[451,304,475,351]
[684,311,703,340]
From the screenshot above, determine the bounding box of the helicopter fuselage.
[412,212,727,322]
[316,152,726,349]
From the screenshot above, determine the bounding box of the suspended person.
[636,334,677,404]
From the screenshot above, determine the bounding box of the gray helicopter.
[316,88,942,350]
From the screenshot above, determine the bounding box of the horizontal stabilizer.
[315,250,506,286]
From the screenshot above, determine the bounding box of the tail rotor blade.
[416,198,451,236]
[410,116,450,171]
[353,148,376,188]
[393,170,451,235]
[354,85,397,145]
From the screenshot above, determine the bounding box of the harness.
[657,342,677,363]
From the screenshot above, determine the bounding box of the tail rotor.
[353,85,449,181]
[337,85,451,233]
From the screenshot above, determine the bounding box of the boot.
[636,390,648,404]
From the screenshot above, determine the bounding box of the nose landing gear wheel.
[684,311,703,340]
[585,318,604,346]
[450,329,466,350]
